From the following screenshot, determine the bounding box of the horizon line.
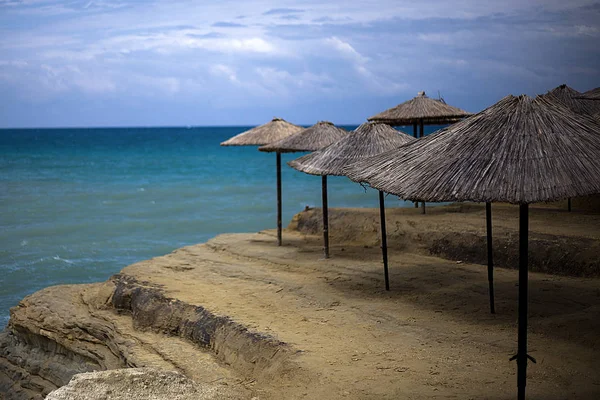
[0,122,370,130]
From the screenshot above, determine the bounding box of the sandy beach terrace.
[3,203,600,399]
[113,203,600,398]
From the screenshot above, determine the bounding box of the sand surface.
[116,203,600,399]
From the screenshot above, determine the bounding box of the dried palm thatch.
[540,84,600,116]
[576,87,600,100]
[289,122,414,284]
[258,121,348,153]
[220,117,303,248]
[220,118,303,146]
[258,121,348,259]
[343,95,600,204]
[347,94,600,399]
[368,91,471,125]
[289,122,415,176]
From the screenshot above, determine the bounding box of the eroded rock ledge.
[111,274,295,381]
[291,204,600,277]
[1,283,122,400]
[1,274,295,400]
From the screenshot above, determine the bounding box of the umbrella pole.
[413,122,419,209]
[276,152,282,246]
[322,175,330,259]
[486,202,496,314]
[419,120,426,214]
[419,119,424,138]
[512,203,535,400]
[378,191,390,290]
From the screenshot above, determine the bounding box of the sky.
[0,0,599,127]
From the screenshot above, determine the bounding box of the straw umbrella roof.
[288,122,415,176]
[577,87,600,100]
[343,95,600,204]
[220,117,303,146]
[368,91,472,125]
[258,121,348,153]
[540,84,600,116]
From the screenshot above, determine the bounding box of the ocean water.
[0,125,441,328]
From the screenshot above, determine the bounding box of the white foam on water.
[52,255,74,264]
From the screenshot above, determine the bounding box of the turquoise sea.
[0,125,441,328]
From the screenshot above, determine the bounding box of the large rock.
[45,368,234,400]
[0,283,124,399]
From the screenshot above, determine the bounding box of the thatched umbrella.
[368,90,471,136]
[289,122,415,289]
[343,95,600,399]
[259,121,348,258]
[541,84,600,211]
[221,118,303,246]
[368,91,472,213]
[541,84,600,116]
[576,87,600,101]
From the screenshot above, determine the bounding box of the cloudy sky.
[1,0,599,127]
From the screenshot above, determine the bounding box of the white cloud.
[41,49,99,61]
[121,74,183,95]
[325,37,367,63]
[472,59,547,82]
[221,37,275,53]
[210,64,239,82]
[0,60,29,67]
[255,67,333,90]
[156,76,180,94]
[94,31,280,57]
[83,1,128,10]
[39,64,70,92]
[542,24,600,38]
[36,63,117,94]
[575,25,599,36]
[319,36,406,95]
[437,58,468,67]
[1,0,599,126]
[417,33,454,45]
[73,75,117,93]
[0,33,81,50]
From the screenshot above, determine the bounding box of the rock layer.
[291,203,600,276]
[45,368,234,400]
[0,280,260,399]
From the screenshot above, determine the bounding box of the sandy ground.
[116,203,600,399]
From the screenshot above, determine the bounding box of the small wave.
[20,240,28,247]
[52,255,74,264]
[137,188,145,192]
